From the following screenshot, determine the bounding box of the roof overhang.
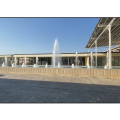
[104,45,120,52]
[86,18,120,48]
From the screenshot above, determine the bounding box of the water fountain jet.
[58,62,61,68]
[75,52,80,68]
[2,62,5,67]
[22,63,26,67]
[72,64,75,68]
[52,39,61,68]
[5,57,7,66]
[76,52,78,67]
[12,63,15,67]
[33,64,39,68]
[45,63,48,68]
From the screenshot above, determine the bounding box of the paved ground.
[0,73,120,103]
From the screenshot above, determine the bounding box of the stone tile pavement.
[0,73,120,103]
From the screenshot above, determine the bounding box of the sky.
[0,18,102,54]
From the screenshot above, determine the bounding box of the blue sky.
[0,18,101,54]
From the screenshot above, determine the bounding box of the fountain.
[87,64,90,69]
[2,62,5,67]
[75,52,80,68]
[12,63,15,67]
[76,52,78,67]
[5,56,7,66]
[45,63,48,68]
[33,64,39,68]
[33,57,39,68]
[22,63,26,67]
[22,56,27,67]
[104,65,107,69]
[72,64,74,68]
[33,64,35,68]
[52,39,61,68]
[58,62,60,68]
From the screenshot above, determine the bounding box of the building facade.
[0,52,120,67]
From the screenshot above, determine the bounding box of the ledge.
[0,67,120,76]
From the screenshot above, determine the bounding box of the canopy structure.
[86,18,120,69]
[86,18,120,48]
[104,45,120,52]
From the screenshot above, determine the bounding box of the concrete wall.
[0,67,120,76]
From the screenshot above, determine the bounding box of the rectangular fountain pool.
[2,65,120,69]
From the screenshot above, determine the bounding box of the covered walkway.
[86,18,120,69]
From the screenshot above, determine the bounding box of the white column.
[95,41,97,67]
[107,52,109,67]
[36,57,38,65]
[108,24,112,69]
[68,57,69,66]
[90,52,93,68]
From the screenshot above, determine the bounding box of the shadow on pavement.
[0,77,120,103]
[0,74,4,77]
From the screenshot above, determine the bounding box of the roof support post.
[95,41,97,67]
[108,24,112,69]
[106,52,109,68]
[90,52,93,68]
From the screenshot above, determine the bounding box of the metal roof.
[104,45,120,52]
[86,18,120,48]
